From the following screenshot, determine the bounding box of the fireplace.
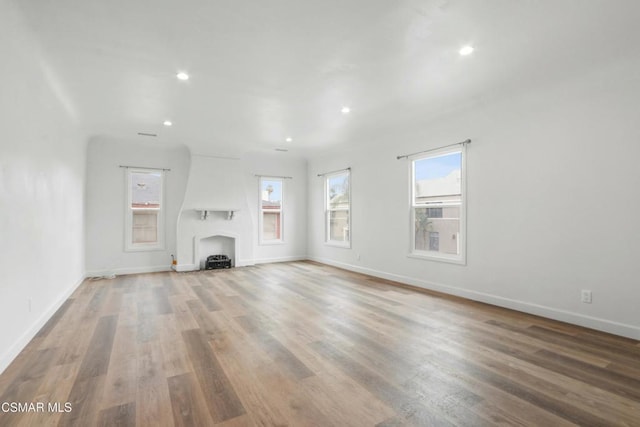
[175,155,253,272]
[195,234,238,270]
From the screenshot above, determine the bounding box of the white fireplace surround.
[193,232,239,271]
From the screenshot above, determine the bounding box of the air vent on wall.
[275,148,288,152]
[137,132,158,137]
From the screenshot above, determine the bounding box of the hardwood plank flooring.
[0,261,639,426]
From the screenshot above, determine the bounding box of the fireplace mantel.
[194,208,240,220]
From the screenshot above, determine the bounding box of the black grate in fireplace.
[205,254,232,269]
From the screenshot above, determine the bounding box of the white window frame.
[324,170,351,248]
[259,177,284,245]
[124,168,165,252]
[409,145,466,264]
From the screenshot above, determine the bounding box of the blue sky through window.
[262,180,282,202]
[328,174,349,198]
[414,152,461,181]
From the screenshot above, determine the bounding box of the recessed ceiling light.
[176,72,189,81]
[341,106,351,114]
[285,137,292,142]
[459,45,474,56]
[163,120,173,127]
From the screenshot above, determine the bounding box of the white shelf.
[194,208,240,220]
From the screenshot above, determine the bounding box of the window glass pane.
[260,178,283,242]
[328,173,349,210]
[262,211,281,240]
[329,210,349,242]
[261,180,282,209]
[131,172,162,208]
[132,211,158,244]
[414,152,461,203]
[414,206,459,254]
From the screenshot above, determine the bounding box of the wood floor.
[0,262,639,426]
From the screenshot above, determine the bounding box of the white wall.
[307,56,640,339]
[85,137,190,275]
[176,152,307,270]
[0,2,87,373]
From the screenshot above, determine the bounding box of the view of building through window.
[412,151,462,257]
[129,170,162,248]
[260,178,282,242]
[326,171,350,244]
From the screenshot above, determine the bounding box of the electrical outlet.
[356,253,361,261]
[581,290,592,304]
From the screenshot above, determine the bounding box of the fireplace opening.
[198,235,236,270]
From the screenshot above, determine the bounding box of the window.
[259,178,283,244]
[125,169,164,251]
[325,170,350,247]
[411,147,465,263]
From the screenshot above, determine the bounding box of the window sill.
[407,252,466,266]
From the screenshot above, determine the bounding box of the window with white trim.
[325,170,350,247]
[411,147,465,263]
[259,177,283,244]
[125,169,164,251]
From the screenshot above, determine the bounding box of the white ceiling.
[14,0,640,157]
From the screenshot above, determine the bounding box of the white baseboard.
[0,273,86,375]
[309,256,640,340]
[252,255,307,265]
[87,265,172,277]
[177,262,252,270]
[176,256,306,270]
